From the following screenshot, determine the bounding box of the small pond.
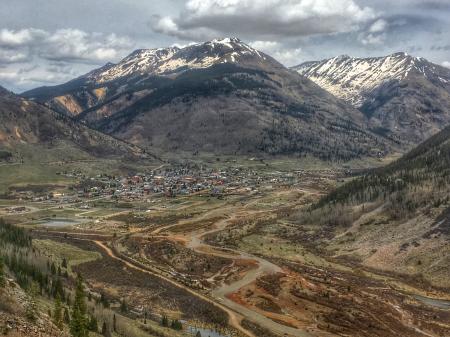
[36,218,87,228]
[185,324,230,337]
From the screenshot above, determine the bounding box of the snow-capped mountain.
[293,53,450,144]
[294,52,450,107]
[87,38,272,84]
[23,38,390,160]
[23,38,280,117]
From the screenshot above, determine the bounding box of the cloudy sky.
[1,0,449,92]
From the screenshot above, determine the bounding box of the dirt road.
[92,240,256,337]
[186,215,312,337]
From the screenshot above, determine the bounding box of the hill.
[0,86,147,162]
[293,125,450,288]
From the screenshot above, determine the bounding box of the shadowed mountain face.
[24,38,390,161]
[294,53,450,145]
[0,86,146,160]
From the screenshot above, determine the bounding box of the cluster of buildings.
[58,166,301,202]
[9,165,348,205]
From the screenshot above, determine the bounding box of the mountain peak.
[210,37,242,45]
[335,54,351,61]
[84,38,272,84]
[293,52,450,107]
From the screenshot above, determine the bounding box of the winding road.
[184,214,312,337]
[92,240,256,337]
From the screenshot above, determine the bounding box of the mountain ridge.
[23,38,391,161]
[0,86,149,161]
[293,52,450,145]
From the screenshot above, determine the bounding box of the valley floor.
[1,160,449,337]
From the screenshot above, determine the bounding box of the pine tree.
[0,256,5,288]
[87,315,98,332]
[102,322,111,337]
[161,315,168,327]
[64,307,71,324]
[196,331,202,337]
[171,319,182,330]
[100,293,109,308]
[53,294,64,330]
[25,282,39,322]
[113,314,116,332]
[120,299,127,313]
[70,274,88,337]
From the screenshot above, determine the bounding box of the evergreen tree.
[171,319,182,330]
[196,331,202,337]
[161,315,168,327]
[53,294,64,330]
[70,274,88,337]
[0,256,5,288]
[25,282,39,322]
[87,315,98,332]
[120,299,127,313]
[100,293,109,308]
[101,322,107,335]
[102,322,111,337]
[64,307,71,324]
[113,314,116,332]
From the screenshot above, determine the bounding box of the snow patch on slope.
[294,53,446,107]
[90,38,266,84]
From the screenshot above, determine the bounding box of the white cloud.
[250,41,303,66]
[0,28,133,64]
[359,32,386,45]
[0,28,135,92]
[443,61,450,68]
[0,28,46,47]
[369,19,388,33]
[0,49,30,63]
[40,29,134,62]
[358,18,389,46]
[154,17,179,36]
[153,0,377,41]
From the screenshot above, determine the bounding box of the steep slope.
[24,39,391,161]
[23,38,277,117]
[0,279,69,337]
[294,53,450,144]
[0,86,146,161]
[295,125,450,288]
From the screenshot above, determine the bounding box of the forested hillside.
[292,125,450,288]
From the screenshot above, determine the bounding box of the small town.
[7,165,343,205]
